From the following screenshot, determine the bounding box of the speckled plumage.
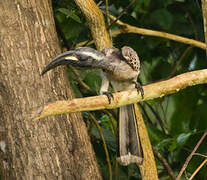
[121,46,140,71]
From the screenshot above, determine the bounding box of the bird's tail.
[117,104,143,166]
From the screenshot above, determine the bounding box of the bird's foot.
[102,91,114,104]
[133,81,144,99]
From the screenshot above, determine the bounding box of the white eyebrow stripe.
[80,51,104,61]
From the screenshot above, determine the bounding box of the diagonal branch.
[34,69,207,120]
[176,130,207,180]
[108,14,206,50]
[74,0,112,50]
[75,14,206,50]
[153,147,176,180]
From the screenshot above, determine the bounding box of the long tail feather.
[117,104,143,166]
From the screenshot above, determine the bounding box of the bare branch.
[168,46,193,78]
[106,0,136,30]
[108,15,206,50]
[34,69,207,120]
[75,23,206,51]
[153,147,176,180]
[176,131,207,180]
[89,113,112,180]
[202,0,207,54]
[189,158,207,180]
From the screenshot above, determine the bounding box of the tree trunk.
[0,0,101,179]
[202,0,207,56]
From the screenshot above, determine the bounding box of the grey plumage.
[101,47,143,165]
[41,46,144,166]
[117,104,143,165]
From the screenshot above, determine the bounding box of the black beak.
[41,51,79,75]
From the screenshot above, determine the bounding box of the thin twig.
[107,0,136,30]
[183,147,207,158]
[168,46,193,78]
[108,14,206,50]
[97,1,103,6]
[153,147,176,180]
[69,66,95,94]
[139,103,154,125]
[102,109,117,135]
[193,152,207,158]
[145,102,167,134]
[75,26,205,50]
[89,113,112,180]
[189,158,207,180]
[176,130,207,180]
[159,101,168,133]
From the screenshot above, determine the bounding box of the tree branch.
[75,24,206,51]
[75,13,206,50]
[176,130,207,180]
[89,113,112,180]
[153,147,176,180]
[189,158,207,180]
[34,69,207,120]
[74,0,112,50]
[202,0,207,54]
[108,14,206,50]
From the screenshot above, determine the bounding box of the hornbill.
[41,46,144,166]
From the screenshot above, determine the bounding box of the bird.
[41,46,144,166]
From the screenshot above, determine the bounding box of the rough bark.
[0,0,101,179]
[134,104,158,180]
[202,0,207,55]
[74,0,112,50]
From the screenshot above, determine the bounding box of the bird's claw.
[102,91,114,104]
[133,81,144,99]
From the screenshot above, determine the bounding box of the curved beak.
[41,51,78,75]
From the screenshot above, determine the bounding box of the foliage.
[52,0,207,179]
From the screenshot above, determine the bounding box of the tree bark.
[202,0,207,55]
[74,0,112,50]
[0,0,101,179]
[134,104,158,180]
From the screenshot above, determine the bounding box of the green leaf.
[58,8,82,23]
[156,138,174,151]
[176,132,191,148]
[169,138,177,152]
